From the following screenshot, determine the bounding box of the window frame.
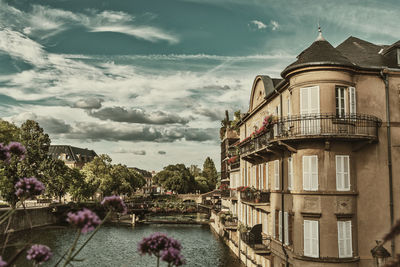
[335,86,347,118]
[302,155,318,191]
[336,155,350,191]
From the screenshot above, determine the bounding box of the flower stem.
[62,229,81,267]
[69,211,112,261]
[157,256,160,267]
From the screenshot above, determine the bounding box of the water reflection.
[5,223,243,267]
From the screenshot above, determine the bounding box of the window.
[300,86,320,134]
[336,86,346,118]
[397,48,400,66]
[336,155,350,191]
[278,211,283,242]
[304,220,319,258]
[259,164,263,189]
[272,212,275,238]
[288,157,293,190]
[338,221,352,258]
[274,160,280,190]
[303,156,318,191]
[284,212,289,245]
[262,212,268,234]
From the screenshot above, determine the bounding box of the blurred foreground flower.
[0,256,6,267]
[15,177,45,199]
[161,247,185,267]
[67,208,101,234]
[101,195,127,214]
[27,244,52,265]
[6,142,26,160]
[0,143,10,162]
[138,232,185,267]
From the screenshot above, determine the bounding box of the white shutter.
[259,164,262,189]
[349,87,356,116]
[274,160,280,190]
[303,156,310,190]
[284,212,289,245]
[279,210,282,242]
[265,163,269,189]
[304,220,311,256]
[272,212,276,238]
[310,86,320,114]
[300,87,309,115]
[311,156,318,190]
[311,221,319,257]
[338,221,353,258]
[336,156,350,191]
[288,157,293,190]
[262,212,268,234]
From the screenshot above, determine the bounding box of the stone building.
[48,145,97,169]
[220,30,400,267]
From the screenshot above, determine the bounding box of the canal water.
[5,223,243,267]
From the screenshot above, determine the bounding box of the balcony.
[240,189,270,204]
[240,224,271,254]
[239,113,381,159]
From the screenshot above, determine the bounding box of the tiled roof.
[281,39,354,77]
[48,145,97,162]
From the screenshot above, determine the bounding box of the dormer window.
[397,48,400,66]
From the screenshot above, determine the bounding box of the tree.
[41,159,71,202]
[19,120,51,178]
[202,157,218,191]
[68,168,95,202]
[195,176,209,193]
[0,120,20,144]
[81,154,113,198]
[154,164,195,194]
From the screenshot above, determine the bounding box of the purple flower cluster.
[138,233,185,266]
[161,247,185,266]
[101,195,127,214]
[0,256,6,267]
[67,208,101,234]
[0,142,26,162]
[15,177,45,199]
[26,244,52,265]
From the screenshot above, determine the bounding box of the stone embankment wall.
[0,207,58,233]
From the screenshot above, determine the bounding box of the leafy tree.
[202,157,218,190]
[68,168,95,202]
[19,120,51,178]
[195,176,209,193]
[154,164,195,194]
[81,154,113,198]
[0,120,20,144]
[189,165,201,177]
[0,156,21,206]
[41,159,72,202]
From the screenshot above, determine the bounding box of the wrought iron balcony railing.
[240,190,270,204]
[239,113,381,156]
[240,224,271,253]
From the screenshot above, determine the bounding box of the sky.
[0,0,399,171]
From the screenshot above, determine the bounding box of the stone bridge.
[176,194,202,203]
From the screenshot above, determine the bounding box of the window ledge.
[294,255,360,263]
[301,212,321,218]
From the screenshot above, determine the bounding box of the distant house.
[48,145,97,169]
[129,167,157,195]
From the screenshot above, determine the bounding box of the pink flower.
[101,195,127,214]
[27,244,52,265]
[67,208,101,234]
[15,177,45,199]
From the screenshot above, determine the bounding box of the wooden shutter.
[349,87,356,116]
[275,210,279,239]
[288,157,293,190]
[279,210,282,242]
[274,160,280,190]
[303,156,310,190]
[262,212,268,234]
[311,221,319,257]
[300,87,309,115]
[289,214,294,245]
[284,212,289,245]
[304,220,311,256]
[310,86,320,114]
[311,156,318,190]
[338,221,353,258]
[272,211,276,238]
[336,156,350,191]
[265,163,269,189]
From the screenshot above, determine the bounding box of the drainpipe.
[276,90,289,267]
[380,69,394,256]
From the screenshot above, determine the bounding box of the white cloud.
[90,25,179,44]
[250,20,267,29]
[270,20,280,31]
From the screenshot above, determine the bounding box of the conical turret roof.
[281,33,354,77]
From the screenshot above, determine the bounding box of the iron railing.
[239,113,381,156]
[221,190,230,198]
[229,161,240,170]
[240,190,270,204]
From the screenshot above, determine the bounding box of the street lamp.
[371,240,391,267]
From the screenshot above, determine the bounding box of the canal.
[6,223,244,267]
